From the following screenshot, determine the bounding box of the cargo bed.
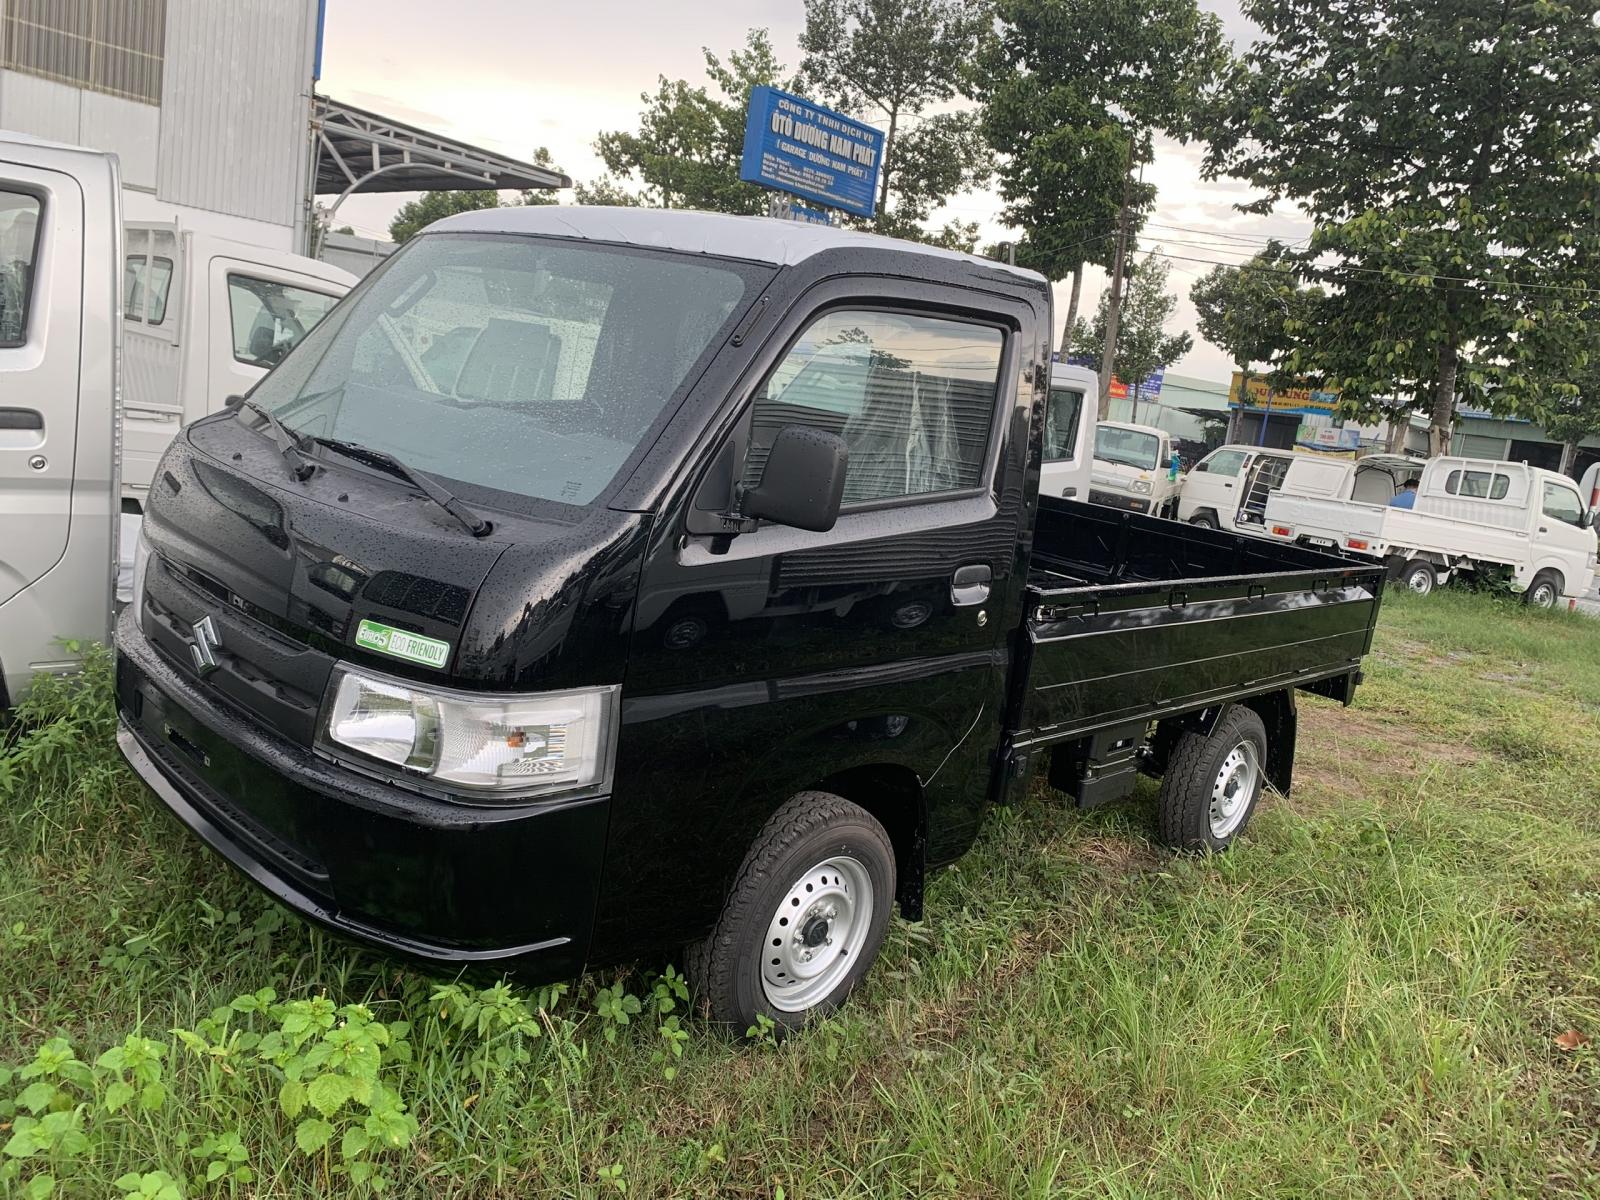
[1009,497,1384,750]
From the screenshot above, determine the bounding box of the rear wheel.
[688,792,895,1034]
[1156,707,1268,852]
[1524,570,1562,610]
[1188,511,1219,530]
[1398,559,1437,596]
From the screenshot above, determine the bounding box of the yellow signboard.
[1228,373,1340,413]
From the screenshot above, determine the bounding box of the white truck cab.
[1089,420,1182,518]
[121,224,354,510]
[1039,362,1098,503]
[0,133,120,706]
[1178,443,1295,533]
[1264,454,1598,608]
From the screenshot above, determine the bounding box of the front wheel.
[688,792,895,1034]
[1523,570,1562,610]
[1156,707,1268,852]
[1399,560,1437,596]
[1188,511,1219,530]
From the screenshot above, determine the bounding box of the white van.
[1178,444,1295,533]
[121,224,355,510]
[1089,420,1182,517]
[1039,363,1098,502]
[1264,454,1598,608]
[0,133,120,706]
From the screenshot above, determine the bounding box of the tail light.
[1346,537,1369,551]
[1270,525,1292,537]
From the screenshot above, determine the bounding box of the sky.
[318,0,1310,382]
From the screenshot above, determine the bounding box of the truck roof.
[430,204,1045,282]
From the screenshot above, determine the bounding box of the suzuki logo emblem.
[189,615,221,677]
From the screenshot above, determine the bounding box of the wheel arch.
[814,762,928,921]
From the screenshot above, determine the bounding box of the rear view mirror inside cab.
[740,426,849,533]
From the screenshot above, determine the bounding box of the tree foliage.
[1070,254,1192,406]
[594,30,788,213]
[800,0,993,248]
[388,190,501,244]
[1206,0,1600,456]
[1189,242,1319,390]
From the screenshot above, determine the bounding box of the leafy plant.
[96,1035,169,1114]
[189,1130,253,1187]
[592,982,643,1044]
[113,1169,182,1200]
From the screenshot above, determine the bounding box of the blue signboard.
[787,201,832,225]
[740,86,883,219]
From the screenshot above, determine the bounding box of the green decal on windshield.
[354,619,450,668]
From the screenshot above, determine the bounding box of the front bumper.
[1087,489,1151,514]
[114,606,604,978]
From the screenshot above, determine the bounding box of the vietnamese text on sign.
[740,86,884,219]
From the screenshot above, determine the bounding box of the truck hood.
[1091,460,1156,490]
[144,415,647,695]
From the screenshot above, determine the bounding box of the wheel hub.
[761,856,874,1012]
[1208,739,1261,840]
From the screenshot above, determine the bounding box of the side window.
[1542,482,1584,527]
[228,276,340,368]
[1200,448,1248,477]
[124,255,174,324]
[1044,387,1083,461]
[0,189,43,348]
[743,309,1005,506]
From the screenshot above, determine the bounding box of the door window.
[1541,481,1585,527]
[124,255,174,324]
[1044,386,1083,461]
[743,309,1005,505]
[1198,448,1248,477]
[227,275,340,368]
[0,189,42,348]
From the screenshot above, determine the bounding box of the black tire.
[1523,570,1562,610]
[1397,559,1437,596]
[1188,511,1219,530]
[1156,707,1269,852]
[687,792,895,1034]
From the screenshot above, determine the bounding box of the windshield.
[1094,425,1161,470]
[247,233,756,507]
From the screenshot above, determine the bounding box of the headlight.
[130,525,153,628]
[321,665,619,802]
[1130,479,1153,494]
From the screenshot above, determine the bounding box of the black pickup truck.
[114,208,1383,1031]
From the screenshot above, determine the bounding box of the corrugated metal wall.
[155,0,315,229]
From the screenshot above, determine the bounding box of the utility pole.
[1097,133,1136,420]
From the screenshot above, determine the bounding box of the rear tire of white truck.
[1523,570,1561,610]
[688,792,895,1036]
[1398,560,1437,596]
[1156,707,1269,852]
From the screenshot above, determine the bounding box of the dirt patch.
[1291,702,1484,807]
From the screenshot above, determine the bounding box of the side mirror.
[741,426,848,533]
[1580,508,1595,530]
[1192,460,1208,473]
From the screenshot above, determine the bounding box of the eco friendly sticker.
[354,619,451,668]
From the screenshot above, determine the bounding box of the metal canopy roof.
[311,95,571,199]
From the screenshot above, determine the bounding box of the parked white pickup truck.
[1088,420,1182,517]
[122,223,355,510]
[1039,362,1098,503]
[1263,454,1598,608]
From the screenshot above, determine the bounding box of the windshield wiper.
[311,437,492,538]
[232,397,316,482]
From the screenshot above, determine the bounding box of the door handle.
[0,408,44,430]
[1063,486,1077,497]
[951,563,992,607]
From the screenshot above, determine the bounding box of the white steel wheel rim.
[1406,567,1433,595]
[1208,740,1261,840]
[1531,582,1556,608]
[760,855,874,1012]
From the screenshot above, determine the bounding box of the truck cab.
[1038,362,1097,503]
[121,223,354,512]
[1089,420,1182,518]
[0,133,120,707]
[1178,443,1295,533]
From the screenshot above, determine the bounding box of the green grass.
[1,590,1597,1198]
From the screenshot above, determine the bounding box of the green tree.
[800,0,993,248]
[1540,361,1600,478]
[1189,241,1320,408]
[573,177,643,207]
[595,30,787,213]
[1070,254,1192,420]
[1206,0,1600,457]
[517,147,565,207]
[388,190,500,244]
[981,0,1228,414]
